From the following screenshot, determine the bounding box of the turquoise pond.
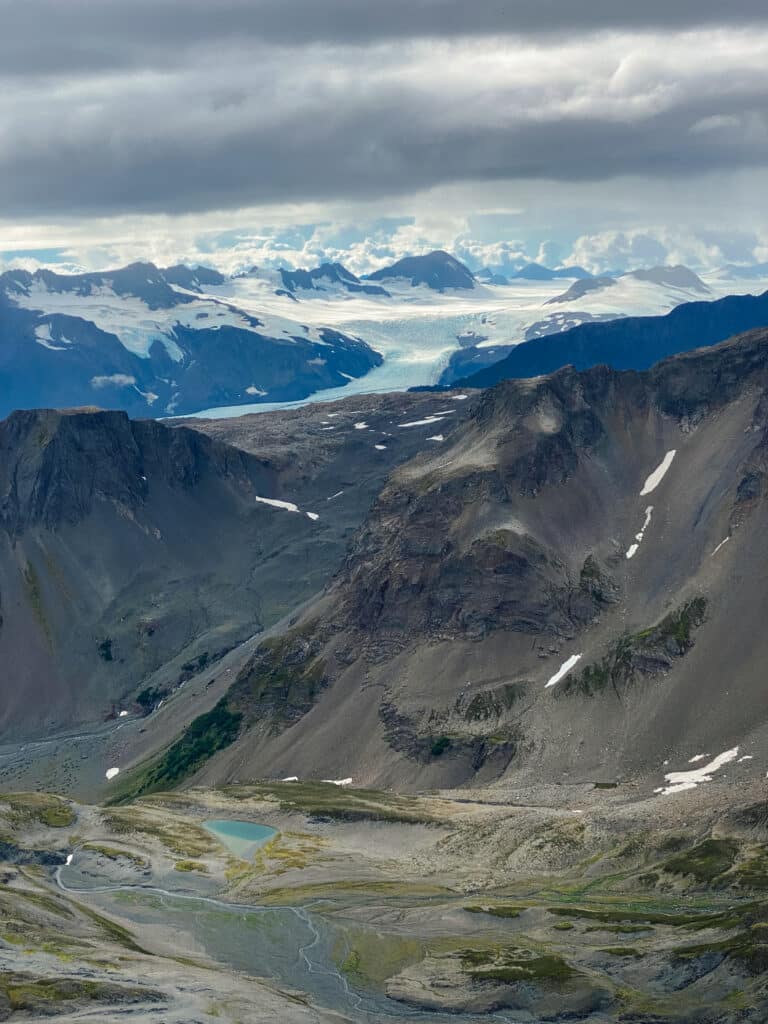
[204,819,277,859]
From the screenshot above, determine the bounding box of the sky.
[2,0,768,275]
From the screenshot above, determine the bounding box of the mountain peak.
[365,250,475,291]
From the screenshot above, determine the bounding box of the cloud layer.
[2,2,768,272]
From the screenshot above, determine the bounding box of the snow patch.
[427,434,445,442]
[626,505,654,559]
[545,653,583,689]
[91,373,137,389]
[711,537,730,557]
[323,778,353,786]
[282,776,299,782]
[374,444,387,450]
[655,747,739,796]
[118,710,128,717]
[254,495,319,521]
[105,767,120,781]
[688,754,710,763]
[65,854,73,866]
[640,450,677,496]
[398,414,449,428]
[451,394,469,400]
[353,421,369,430]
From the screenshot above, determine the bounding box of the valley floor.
[1,780,767,1022]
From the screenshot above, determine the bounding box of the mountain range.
[2,250,764,422]
[171,327,768,795]
[0,262,383,418]
[449,287,768,389]
[4,325,766,805]
[0,390,476,748]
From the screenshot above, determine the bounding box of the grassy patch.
[461,947,575,983]
[222,780,438,825]
[733,847,768,891]
[0,974,157,1014]
[2,793,76,829]
[546,904,743,929]
[464,904,524,919]
[100,808,216,858]
[174,860,208,873]
[81,843,148,869]
[663,839,739,884]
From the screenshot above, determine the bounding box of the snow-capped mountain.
[0,262,382,418]
[437,265,719,384]
[1,255,757,421]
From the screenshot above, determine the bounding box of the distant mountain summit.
[623,264,709,292]
[278,261,389,297]
[512,262,593,281]
[365,250,476,291]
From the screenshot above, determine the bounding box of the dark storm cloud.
[3,84,767,219]
[1,0,767,75]
[1,0,767,220]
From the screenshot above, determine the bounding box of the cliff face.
[0,390,479,744]
[212,331,768,793]
[0,409,284,739]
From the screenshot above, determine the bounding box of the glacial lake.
[204,819,277,859]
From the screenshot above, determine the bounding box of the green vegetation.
[585,924,652,934]
[2,792,76,829]
[161,708,215,767]
[579,554,614,604]
[100,807,216,858]
[734,847,768,890]
[110,699,242,801]
[463,683,526,722]
[66,900,148,953]
[135,684,169,712]
[430,735,450,757]
[97,636,114,661]
[546,904,742,929]
[229,625,327,726]
[223,780,439,824]
[461,947,575,983]
[560,597,707,698]
[663,838,739,884]
[81,843,148,868]
[464,904,523,919]
[175,860,208,873]
[0,974,155,1014]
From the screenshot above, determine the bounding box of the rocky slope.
[188,329,768,796]
[0,390,476,748]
